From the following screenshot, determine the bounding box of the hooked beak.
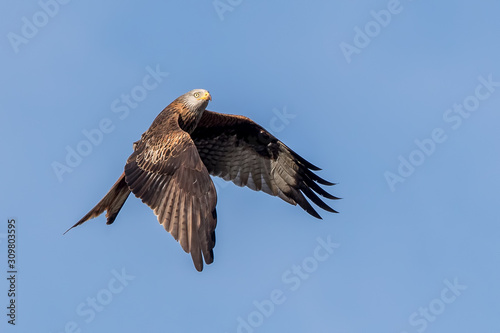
[199,91,212,101]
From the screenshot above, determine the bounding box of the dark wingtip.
[310,208,338,217]
[301,186,338,214]
[288,149,321,171]
[311,184,340,200]
[306,170,336,186]
[316,178,336,186]
[293,192,322,219]
[311,206,338,216]
[305,204,322,219]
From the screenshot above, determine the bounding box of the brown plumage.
[66,89,339,271]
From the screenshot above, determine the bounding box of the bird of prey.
[66,89,338,271]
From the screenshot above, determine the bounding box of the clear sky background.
[1,1,499,332]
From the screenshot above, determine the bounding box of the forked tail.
[64,172,131,234]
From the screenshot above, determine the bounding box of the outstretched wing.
[191,110,338,218]
[124,113,217,271]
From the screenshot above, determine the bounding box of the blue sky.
[1,1,500,332]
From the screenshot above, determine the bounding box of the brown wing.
[124,113,217,271]
[191,110,338,219]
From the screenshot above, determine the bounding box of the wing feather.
[191,110,338,218]
[125,113,217,271]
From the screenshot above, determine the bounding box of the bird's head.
[179,89,212,113]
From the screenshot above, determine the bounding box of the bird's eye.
[194,92,200,98]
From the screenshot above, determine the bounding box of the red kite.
[66,89,338,271]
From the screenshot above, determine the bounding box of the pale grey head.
[179,89,212,112]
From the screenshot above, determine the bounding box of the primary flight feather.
[66,89,339,271]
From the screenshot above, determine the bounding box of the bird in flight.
[66,89,339,271]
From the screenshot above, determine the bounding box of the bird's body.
[67,89,338,271]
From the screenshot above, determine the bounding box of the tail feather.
[64,172,131,234]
